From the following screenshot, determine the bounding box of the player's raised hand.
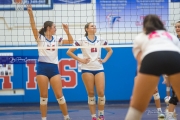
[26,4,32,12]
[62,23,69,33]
[80,58,90,64]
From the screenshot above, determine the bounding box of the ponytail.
[39,21,53,36]
[84,22,92,36]
[84,32,88,36]
[39,28,45,36]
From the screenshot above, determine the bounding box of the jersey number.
[91,48,97,52]
[47,45,55,51]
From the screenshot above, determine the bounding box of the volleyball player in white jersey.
[125,14,180,120]
[175,21,180,40]
[67,22,113,120]
[163,21,180,120]
[27,5,73,120]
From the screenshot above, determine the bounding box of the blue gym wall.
[0,47,166,103]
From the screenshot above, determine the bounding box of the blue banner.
[0,56,38,64]
[171,0,180,2]
[96,0,169,32]
[54,0,91,4]
[0,0,53,11]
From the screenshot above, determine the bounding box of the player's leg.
[94,72,105,120]
[168,73,180,98]
[50,74,70,120]
[125,73,160,120]
[162,75,171,116]
[166,104,177,120]
[153,87,165,119]
[36,75,49,120]
[163,75,171,97]
[166,88,178,120]
[164,54,180,120]
[82,72,96,120]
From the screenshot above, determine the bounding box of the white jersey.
[177,35,180,41]
[74,36,108,70]
[37,34,63,64]
[133,30,180,60]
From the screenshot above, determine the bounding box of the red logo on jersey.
[47,45,55,51]
[91,48,97,52]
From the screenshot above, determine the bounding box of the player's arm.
[134,51,141,81]
[136,51,141,72]
[67,48,81,61]
[61,24,73,45]
[101,47,113,63]
[66,48,89,64]
[26,4,39,41]
[133,34,143,72]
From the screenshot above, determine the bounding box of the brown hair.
[143,14,166,34]
[39,21,54,36]
[84,22,92,36]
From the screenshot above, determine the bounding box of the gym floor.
[0,102,179,120]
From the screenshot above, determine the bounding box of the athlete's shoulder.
[167,32,177,38]
[38,34,45,40]
[170,33,180,41]
[78,37,87,41]
[134,32,147,44]
[81,37,87,40]
[96,36,103,40]
[95,36,106,42]
[135,32,146,39]
[74,37,86,46]
[53,35,63,42]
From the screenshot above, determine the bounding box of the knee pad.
[88,96,96,105]
[166,87,170,92]
[164,96,171,104]
[169,96,178,105]
[40,97,48,105]
[153,93,160,100]
[98,96,105,105]
[57,96,66,104]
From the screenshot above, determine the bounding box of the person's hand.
[62,23,69,33]
[98,58,105,64]
[79,58,90,64]
[26,4,32,12]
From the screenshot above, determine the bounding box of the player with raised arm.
[67,22,113,120]
[27,4,73,120]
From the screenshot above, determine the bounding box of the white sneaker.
[64,118,71,120]
[158,113,165,118]
[166,114,177,120]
